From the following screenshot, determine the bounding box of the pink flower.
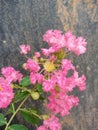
[54,73,76,92]
[30,73,44,85]
[49,55,56,61]
[42,46,61,56]
[74,72,86,91]
[74,37,87,55]
[62,59,75,75]
[25,58,40,72]
[43,29,87,55]
[0,77,14,108]
[43,79,56,92]
[30,72,37,85]
[1,67,23,83]
[36,74,44,84]
[43,30,66,48]
[19,44,31,54]
[47,91,79,116]
[41,48,50,56]
[37,115,61,130]
[64,31,87,55]
[34,52,41,58]
[37,126,47,130]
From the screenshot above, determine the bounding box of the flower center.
[0,85,2,91]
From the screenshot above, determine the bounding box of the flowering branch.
[0,29,87,130]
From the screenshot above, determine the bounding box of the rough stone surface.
[0,0,98,130]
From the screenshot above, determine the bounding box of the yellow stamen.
[0,85,2,91]
[44,60,55,72]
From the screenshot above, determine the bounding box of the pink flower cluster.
[0,65,32,109]
[0,67,23,108]
[1,67,23,83]
[42,59,86,116]
[23,58,44,85]
[24,58,40,72]
[0,29,87,130]
[18,29,87,129]
[43,30,87,56]
[0,78,14,108]
[37,115,61,130]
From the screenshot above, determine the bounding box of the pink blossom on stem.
[1,66,23,83]
[25,58,40,72]
[0,77,14,108]
[74,37,87,55]
[36,74,44,84]
[30,72,37,85]
[34,52,41,58]
[74,72,86,91]
[30,72,44,85]
[43,29,87,55]
[64,31,87,55]
[43,30,66,48]
[42,45,61,56]
[61,59,75,75]
[47,91,79,116]
[49,55,56,62]
[37,115,61,130]
[41,48,50,56]
[37,126,47,130]
[19,44,31,54]
[43,79,56,92]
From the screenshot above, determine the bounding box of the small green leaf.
[28,108,40,115]
[0,113,7,126]
[8,124,28,130]
[36,84,44,94]
[39,96,45,100]
[21,108,40,125]
[20,76,31,87]
[5,103,15,115]
[13,91,29,103]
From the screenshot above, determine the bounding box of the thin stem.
[4,94,30,130]
[31,111,42,120]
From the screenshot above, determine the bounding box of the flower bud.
[31,92,40,100]
[22,63,26,69]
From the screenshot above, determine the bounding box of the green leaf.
[13,91,29,103]
[39,96,45,100]
[8,124,28,130]
[21,108,40,125]
[20,76,31,87]
[0,113,7,126]
[5,103,15,115]
[28,108,40,115]
[36,84,44,94]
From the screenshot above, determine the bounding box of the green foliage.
[8,124,28,130]
[5,103,15,115]
[20,76,31,87]
[35,84,44,94]
[13,91,29,103]
[0,113,7,126]
[21,108,41,125]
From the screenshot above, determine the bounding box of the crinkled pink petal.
[0,78,14,108]
[19,44,31,54]
[1,67,23,83]
[25,58,40,72]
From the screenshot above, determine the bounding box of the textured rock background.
[0,0,98,130]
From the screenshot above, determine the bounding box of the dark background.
[0,0,98,130]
